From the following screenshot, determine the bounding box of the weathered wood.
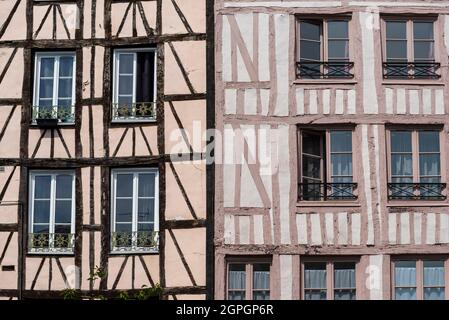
[163,219,206,229]
[0,224,18,232]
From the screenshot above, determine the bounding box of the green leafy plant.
[134,284,163,300]
[87,265,106,283]
[61,288,81,300]
[117,291,130,300]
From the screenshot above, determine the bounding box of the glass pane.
[386,21,407,39]
[305,290,326,300]
[304,263,326,289]
[300,40,321,61]
[300,21,321,40]
[414,22,434,39]
[328,40,349,59]
[331,131,352,152]
[391,131,412,152]
[253,291,270,300]
[334,290,356,300]
[424,287,444,300]
[303,132,322,155]
[119,54,134,74]
[229,264,246,290]
[138,198,154,223]
[40,57,55,77]
[395,287,417,300]
[118,96,133,105]
[33,224,50,233]
[119,75,133,95]
[39,79,54,99]
[328,21,348,38]
[419,131,439,152]
[54,224,71,234]
[303,156,321,179]
[38,99,53,107]
[137,223,153,232]
[395,261,416,286]
[34,175,51,198]
[59,56,74,77]
[414,41,434,60]
[228,292,245,300]
[115,223,132,233]
[391,154,413,176]
[138,173,155,197]
[58,99,72,107]
[424,261,444,286]
[334,262,355,289]
[116,174,133,197]
[55,200,72,224]
[253,264,270,290]
[33,200,50,223]
[331,154,352,176]
[58,78,73,99]
[56,175,72,199]
[387,41,407,59]
[420,154,440,176]
[115,199,133,223]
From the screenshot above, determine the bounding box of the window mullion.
[70,174,75,234]
[246,264,252,300]
[133,52,137,104]
[413,131,420,183]
[417,259,423,300]
[53,56,59,107]
[133,173,139,249]
[50,174,56,248]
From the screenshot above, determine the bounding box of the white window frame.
[33,52,76,120]
[110,168,159,253]
[112,48,157,122]
[28,170,76,254]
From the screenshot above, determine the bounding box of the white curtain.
[334,269,355,289]
[305,269,326,289]
[395,262,416,300]
[253,271,269,290]
[229,270,245,290]
[424,262,445,300]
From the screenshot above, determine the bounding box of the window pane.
[229,264,246,290]
[386,21,407,39]
[40,57,55,77]
[386,41,407,60]
[34,175,51,198]
[33,200,50,223]
[391,131,412,152]
[115,199,133,223]
[116,174,133,197]
[395,261,416,286]
[253,264,270,290]
[424,261,444,286]
[119,54,134,74]
[138,223,153,232]
[228,292,245,300]
[331,131,352,152]
[303,156,321,179]
[424,287,444,300]
[300,21,321,40]
[300,40,321,61]
[391,155,413,176]
[38,99,53,107]
[118,96,133,105]
[138,173,155,197]
[420,154,440,176]
[328,21,348,38]
[414,22,434,39]
[59,56,74,77]
[54,224,71,234]
[303,132,322,155]
[305,263,326,289]
[58,99,72,107]
[414,41,434,60]
[58,78,73,99]
[328,40,349,59]
[331,154,352,177]
[33,224,50,233]
[115,223,132,233]
[55,200,72,224]
[119,75,133,95]
[396,287,417,300]
[39,79,54,99]
[419,131,439,152]
[138,198,154,223]
[56,174,72,199]
[334,262,355,289]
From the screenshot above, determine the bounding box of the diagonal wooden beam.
[112,256,129,290]
[168,229,197,286]
[31,129,48,159]
[138,126,153,156]
[31,258,47,290]
[115,1,133,37]
[168,161,198,220]
[33,5,53,39]
[55,4,71,40]
[0,0,21,39]
[137,255,155,287]
[54,257,68,285]
[170,0,193,34]
[0,232,14,266]
[0,105,17,142]
[0,48,18,85]
[0,166,17,202]
[136,1,154,37]
[168,101,194,154]
[167,42,196,94]
[112,127,129,157]
[55,127,72,158]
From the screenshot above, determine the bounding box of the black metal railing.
[388,183,446,200]
[298,182,357,201]
[112,102,156,121]
[32,105,75,124]
[383,62,440,79]
[111,231,159,252]
[28,233,75,253]
[296,61,354,79]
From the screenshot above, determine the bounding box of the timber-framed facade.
[0,0,213,300]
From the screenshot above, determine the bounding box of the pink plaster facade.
[215,0,449,300]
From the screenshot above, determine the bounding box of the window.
[297,18,353,79]
[303,261,357,300]
[227,262,271,300]
[33,52,76,124]
[299,129,356,201]
[383,18,439,79]
[111,168,159,252]
[393,259,446,300]
[387,129,445,200]
[112,48,156,121]
[29,171,75,253]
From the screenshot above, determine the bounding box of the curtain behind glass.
[228,264,246,300]
[253,264,270,300]
[304,263,326,300]
[334,263,356,300]
[424,261,445,300]
[395,261,417,300]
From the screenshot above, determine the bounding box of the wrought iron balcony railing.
[28,233,75,253]
[112,102,156,121]
[383,62,440,79]
[111,231,159,253]
[32,105,75,125]
[296,61,354,79]
[298,182,357,201]
[387,183,446,200]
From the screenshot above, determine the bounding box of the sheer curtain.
[228,266,246,300]
[253,269,270,300]
[424,261,445,300]
[395,261,417,300]
[334,266,356,300]
[304,265,326,300]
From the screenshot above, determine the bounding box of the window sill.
[27,251,74,256]
[387,201,449,207]
[382,79,444,86]
[30,122,75,127]
[296,201,360,208]
[110,119,157,124]
[293,79,357,85]
[110,249,159,255]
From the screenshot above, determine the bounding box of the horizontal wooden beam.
[163,219,206,229]
[0,99,21,106]
[0,224,18,232]
[164,93,207,101]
